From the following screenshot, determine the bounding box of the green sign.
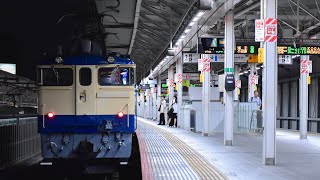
[161,83,168,88]
[235,45,258,54]
[224,68,234,73]
[278,46,320,55]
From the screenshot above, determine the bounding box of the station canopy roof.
[94,0,320,81]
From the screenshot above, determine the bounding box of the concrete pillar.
[140,91,145,117]
[248,63,255,101]
[152,87,157,120]
[145,89,150,119]
[299,56,309,139]
[168,66,174,106]
[224,9,234,146]
[149,89,152,119]
[234,65,240,101]
[202,55,210,136]
[262,0,277,165]
[176,57,183,128]
[157,77,162,121]
[152,88,155,120]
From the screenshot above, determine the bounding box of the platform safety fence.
[235,103,261,133]
[0,116,40,169]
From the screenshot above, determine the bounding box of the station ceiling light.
[188,21,195,26]
[184,27,191,33]
[148,9,207,80]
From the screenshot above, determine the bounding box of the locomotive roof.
[38,55,135,65]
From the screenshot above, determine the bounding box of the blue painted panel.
[38,114,135,133]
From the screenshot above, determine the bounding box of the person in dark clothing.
[168,95,178,127]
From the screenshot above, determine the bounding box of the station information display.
[235,45,258,54]
[198,38,320,55]
[198,37,259,54]
[277,46,320,55]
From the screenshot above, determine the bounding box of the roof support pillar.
[234,64,240,101]
[224,8,235,146]
[168,66,174,109]
[157,77,162,122]
[248,63,255,101]
[201,54,210,136]
[262,0,277,165]
[299,35,309,139]
[176,57,183,128]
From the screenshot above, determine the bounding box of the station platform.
[137,117,320,180]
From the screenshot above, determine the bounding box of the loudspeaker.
[198,0,212,10]
[168,48,175,56]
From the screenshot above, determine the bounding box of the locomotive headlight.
[55,56,63,63]
[117,112,124,118]
[107,56,115,63]
[47,112,55,118]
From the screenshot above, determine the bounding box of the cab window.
[37,68,73,86]
[79,68,91,86]
[98,67,134,86]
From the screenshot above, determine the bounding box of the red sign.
[264,18,277,42]
[202,58,210,72]
[235,80,241,88]
[301,60,309,74]
[170,78,174,86]
[255,19,264,42]
[178,74,183,83]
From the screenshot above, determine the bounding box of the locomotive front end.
[37,56,136,166]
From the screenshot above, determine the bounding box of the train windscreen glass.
[37,68,73,86]
[98,67,134,86]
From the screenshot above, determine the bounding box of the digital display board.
[278,46,320,55]
[198,38,259,54]
[199,38,320,55]
[235,45,258,54]
[198,38,225,54]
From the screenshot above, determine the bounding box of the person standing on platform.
[168,95,178,127]
[158,96,166,125]
[250,90,262,109]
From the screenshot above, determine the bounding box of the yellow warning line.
[141,121,228,180]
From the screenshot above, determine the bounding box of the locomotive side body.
[37,56,136,163]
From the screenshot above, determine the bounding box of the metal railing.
[236,103,259,133]
[0,116,40,169]
[277,117,320,133]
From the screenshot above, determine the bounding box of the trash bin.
[190,109,196,132]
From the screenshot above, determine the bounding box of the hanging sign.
[202,58,210,72]
[178,74,183,83]
[183,53,200,63]
[255,19,265,42]
[278,55,293,65]
[235,79,241,88]
[249,75,258,85]
[258,48,264,63]
[209,54,248,63]
[184,73,200,80]
[300,60,309,74]
[264,18,278,42]
[198,59,203,71]
[308,61,312,73]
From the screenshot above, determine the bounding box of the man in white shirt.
[250,91,262,109]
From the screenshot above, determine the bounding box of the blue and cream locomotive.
[37,54,136,167]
